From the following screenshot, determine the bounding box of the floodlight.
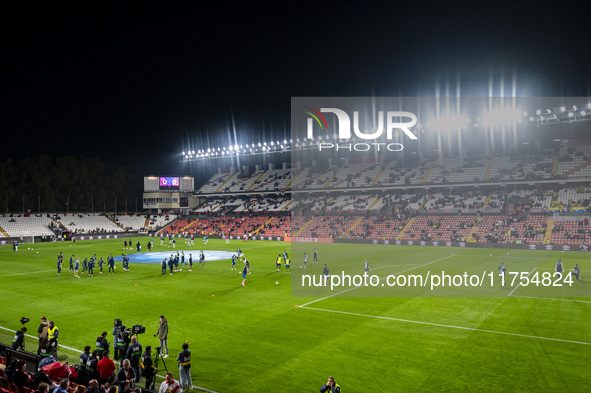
[284,139,287,144]
[546,109,551,114]
[234,145,239,150]
[573,105,577,110]
[207,148,211,153]
[182,151,185,155]
[568,112,574,118]
[588,103,591,109]
[529,117,535,121]
[192,150,196,155]
[223,147,226,150]
[560,106,566,112]
[582,111,587,116]
[218,147,221,151]
[536,109,541,115]
[229,146,233,151]
[523,111,528,116]
[264,142,267,146]
[270,141,274,145]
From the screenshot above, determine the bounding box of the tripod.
[150,350,168,391]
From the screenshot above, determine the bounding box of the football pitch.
[0,239,589,392]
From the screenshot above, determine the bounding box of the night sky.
[2,2,590,178]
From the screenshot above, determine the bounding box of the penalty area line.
[298,306,591,346]
[509,295,591,304]
[297,254,455,308]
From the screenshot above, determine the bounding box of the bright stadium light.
[234,145,239,150]
[536,109,541,115]
[573,105,577,110]
[182,151,185,155]
[529,116,535,121]
[568,112,574,118]
[264,142,267,146]
[587,103,591,109]
[229,146,233,151]
[270,141,274,145]
[582,111,587,116]
[482,108,522,128]
[284,139,287,144]
[560,106,566,112]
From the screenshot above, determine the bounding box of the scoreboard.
[144,176,194,192]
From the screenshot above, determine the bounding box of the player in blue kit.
[161,259,167,275]
[231,254,237,271]
[74,258,80,278]
[82,257,88,273]
[199,250,205,266]
[57,257,62,275]
[98,257,104,273]
[69,255,74,272]
[88,257,95,276]
[364,258,369,274]
[188,253,193,271]
[241,262,249,287]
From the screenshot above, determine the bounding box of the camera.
[20,317,30,324]
[114,318,122,327]
[132,324,145,334]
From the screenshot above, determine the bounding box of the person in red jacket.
[97,350,116,384]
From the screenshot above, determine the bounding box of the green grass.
[1,239,590,392]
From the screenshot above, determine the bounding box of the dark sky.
[2,2,590,177]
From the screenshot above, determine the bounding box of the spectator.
[86,380,106,393]
[74,386,86,393]
[38,383,50,393]
[116,359,136,393]
[53,378,70,393]
[97,351,116,385]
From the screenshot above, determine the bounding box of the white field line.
[509,295,591,304]
[0,270,55,277]
[507,268,536,297]
[298,306,591,346]
[297,254,455,308]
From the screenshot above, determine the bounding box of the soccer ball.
[507,253,510,255]
[490,254,492,256]
[180,269,182,271]
[275,282,279,285]
[36,251,39,254]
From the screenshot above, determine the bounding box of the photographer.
[12,327,27,350]
[80,345,92,367]
[116,325,131,362]
[141,346,156,389]
[112,320,123,360]
[154,316,169,358]
[95,331,109,359]
[85,350,100,381]
[320,376,341,393]
[126,336,142,382]
[176,342,192,391]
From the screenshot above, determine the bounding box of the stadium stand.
[0,216,55,237]
[114,215,147,231]
[60,214,122,234]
